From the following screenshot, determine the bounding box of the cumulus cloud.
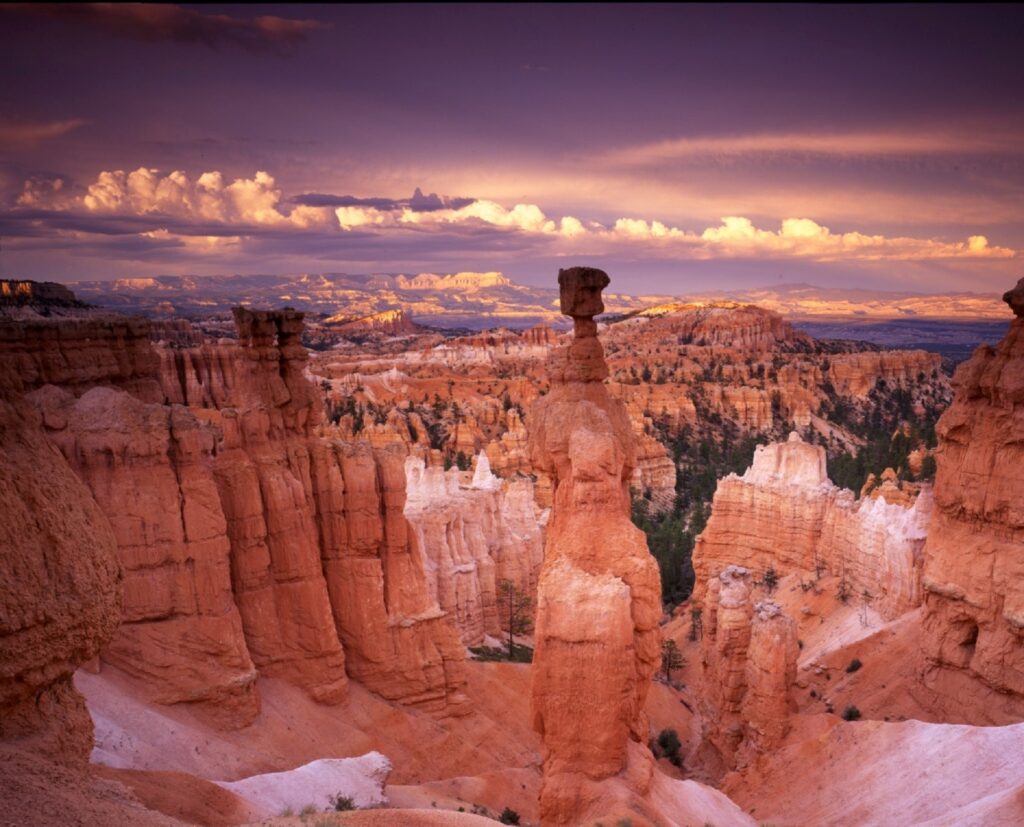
[0,118,86,147]
[3,165,1017,266]
[2,4,329,52]
[15,174,76,209]
[78,167,334,228]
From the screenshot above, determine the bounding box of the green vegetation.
[661,638,684,682]
[841,705,862,721]
[498,579,533,660]
[846,658,863,673]
[499,807,521,825]
[656,728,683,767]
[330,793,356,811]
[633,420,771,605]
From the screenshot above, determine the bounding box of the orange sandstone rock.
[528,268,662,825]
[920,280,1024,721]
[0,396,121,763]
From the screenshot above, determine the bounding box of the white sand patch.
[216,754,391,817]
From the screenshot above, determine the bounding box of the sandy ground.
[727,715,1024,827]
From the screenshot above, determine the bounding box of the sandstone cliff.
[699,567,798,771]
[920,278,1024,722]
[694,432,931,620]
[0,396,121,763]
[404,452,545,647]
[528,268,662,825]
[2,308,471,726]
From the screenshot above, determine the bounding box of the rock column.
[528,268,662,825]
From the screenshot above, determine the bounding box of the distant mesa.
[394,271,511,291]
[1,279,83,308]
[324,308,423,336]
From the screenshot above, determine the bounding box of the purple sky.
[1,3,1023,294]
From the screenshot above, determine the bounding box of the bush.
[841,705,862,721]
[499,807,521,825]
[657,728,683,767]
[846,658,863,673]
[330,793,356,811]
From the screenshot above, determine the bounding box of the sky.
[1,3,1023,295]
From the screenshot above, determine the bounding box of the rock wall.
[527,268,662,826]
[404,452,545,647]
[828,350,942,397]
[2,308,470,727]
[693,432,932,620]
[920,279,1024,722]
[700,568,798,772]
[0,396,121,763]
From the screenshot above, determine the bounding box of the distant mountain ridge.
[61,272,1008,331]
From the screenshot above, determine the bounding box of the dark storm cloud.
[0,3,329,52]
[292,189,476,213]
[0,209,257,238]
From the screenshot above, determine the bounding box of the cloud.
[78,167,334,228]
[693,216,1014,261]
[2,4,329,52]
[0,118,86,147]
[3,165,1017,268]
[14,174,76,209]
[601,129,1024,166]
[292,187,476,213]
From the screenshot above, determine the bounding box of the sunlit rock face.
[920,278,1024,723]
[404,452,545,647]
[0,394,121,764]
[693,432,932,621]
[527,268,662,826]
[700,568,798,771]
[3,308,470,727]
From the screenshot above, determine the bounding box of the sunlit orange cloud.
[22,167,1018,264]
[0,118,86,147]
[80,167,334,227]
[598,128,1024,166]
[399,162,1021,231]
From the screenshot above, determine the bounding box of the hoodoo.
[920,275,1024,722]
[528,268,663,825]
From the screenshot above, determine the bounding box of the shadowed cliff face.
[0,394,122,765]
[528,268,663,826]
[2,308,469,728]
[920,277,1024,722]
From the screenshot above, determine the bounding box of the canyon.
[0,273,1021,826]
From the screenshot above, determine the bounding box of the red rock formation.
[313,441,470,714]
[29,385,261,726]
[404,452,545,646]
[0,396,121,763]
[3,307,471,724]
[700,568,798,771]
[0,317,163,401]
[694,433,931,620]
[326,308,423,336]
[828,350,941,397]
[700,566,754,766]
[920,279,1024,722]
[528,267,662,825]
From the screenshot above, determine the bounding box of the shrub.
[846,658,863,673]
[300,803,317,816]
[841,705,862,721]
[657,728,683,767]
[499,807,521,825]
[330,793,356,811]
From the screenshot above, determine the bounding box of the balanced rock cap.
[1003,276,1024,317]
[558,266,610,318]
